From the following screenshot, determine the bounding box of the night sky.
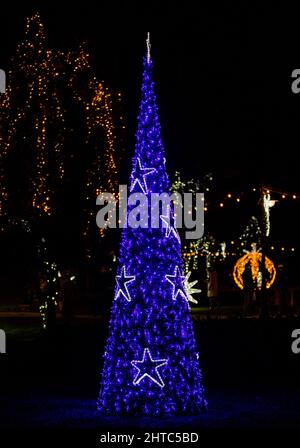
[1,1,300,249]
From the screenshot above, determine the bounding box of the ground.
[1,315,300,432]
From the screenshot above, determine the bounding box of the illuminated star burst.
[160,207,181,243]
[165,266,187,301]
[184,271,201,304]
[115,265,135,302]
[131,348,168,388]
[130,157,156,194]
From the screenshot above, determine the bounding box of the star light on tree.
[184,271,201,304]
[130,158,156,194]
[98,34,206,416]
[115,265,135,302]
[165,266,188,301]
[160,207,181,243]
[131,348,168,388]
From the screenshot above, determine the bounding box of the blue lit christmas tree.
[98,35,207,415]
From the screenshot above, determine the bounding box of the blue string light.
[98,44,207,416]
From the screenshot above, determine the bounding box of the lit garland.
[238,216,262,252]
[37,237,59,329]
[0,85,15,217]
[182,234,225,273]
[182,212,296,273]
[16,14,66,215]
[0,13,67,217]
[83,79,120,239]
[68,53,121,240]
[171,172,214,272]
[39,260,59,329]
[98,42,206,415]
[0,13,121,252]
[172,176,300,213]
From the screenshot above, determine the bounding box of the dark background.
[0,1,299,184]
[1,2,300,275]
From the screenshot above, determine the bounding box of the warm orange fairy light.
[83,80,120,239]
[233,252,276,290]
[1,13,122,241]
[0,13,99,220]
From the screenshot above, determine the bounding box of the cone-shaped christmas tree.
[98,35,207,415]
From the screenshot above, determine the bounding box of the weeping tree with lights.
[0,13,67,327]
[0,13,121,326]
[0,13,68,219]
[0,13,120,232]
[98,35,206,416]
[68,54,123,281]
[77,77,122,251]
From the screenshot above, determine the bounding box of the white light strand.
[146,32,151,63]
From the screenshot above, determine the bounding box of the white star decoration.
[184,271,201,304]
[130,158,156,194]
[165,266,188,301]
[160,207,181,243]
[131,348,168,388]
[115,265,135,302]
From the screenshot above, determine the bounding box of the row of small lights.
[184,248,296,257]
[217,189,299,209]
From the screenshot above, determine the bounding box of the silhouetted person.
[276,264,289,317]
[258,257,270,319]
[242,263,255,316]
[207,267,218,310]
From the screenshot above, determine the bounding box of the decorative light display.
[184,271,201,304]
[0,14,120,243]
[262,192,276,237]
[130,158,156,194]
[37,237,59,329]
[115,265,136,302]
[160,207,181,243]
[172,174,300,213]
[233,246,276,290]
[82,78,120,239]
[131,348,168,388]
[165,266,188,302]
[98,37,206,415]
[0,15,70,216]
[238,216,262,252]
[172,175,297,275]
[0,13,68,217]
[0,84,17,217]
[182,234,223,273]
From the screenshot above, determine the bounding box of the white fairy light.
[146,32,151,63]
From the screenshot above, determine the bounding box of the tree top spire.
[146,32,151,63]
